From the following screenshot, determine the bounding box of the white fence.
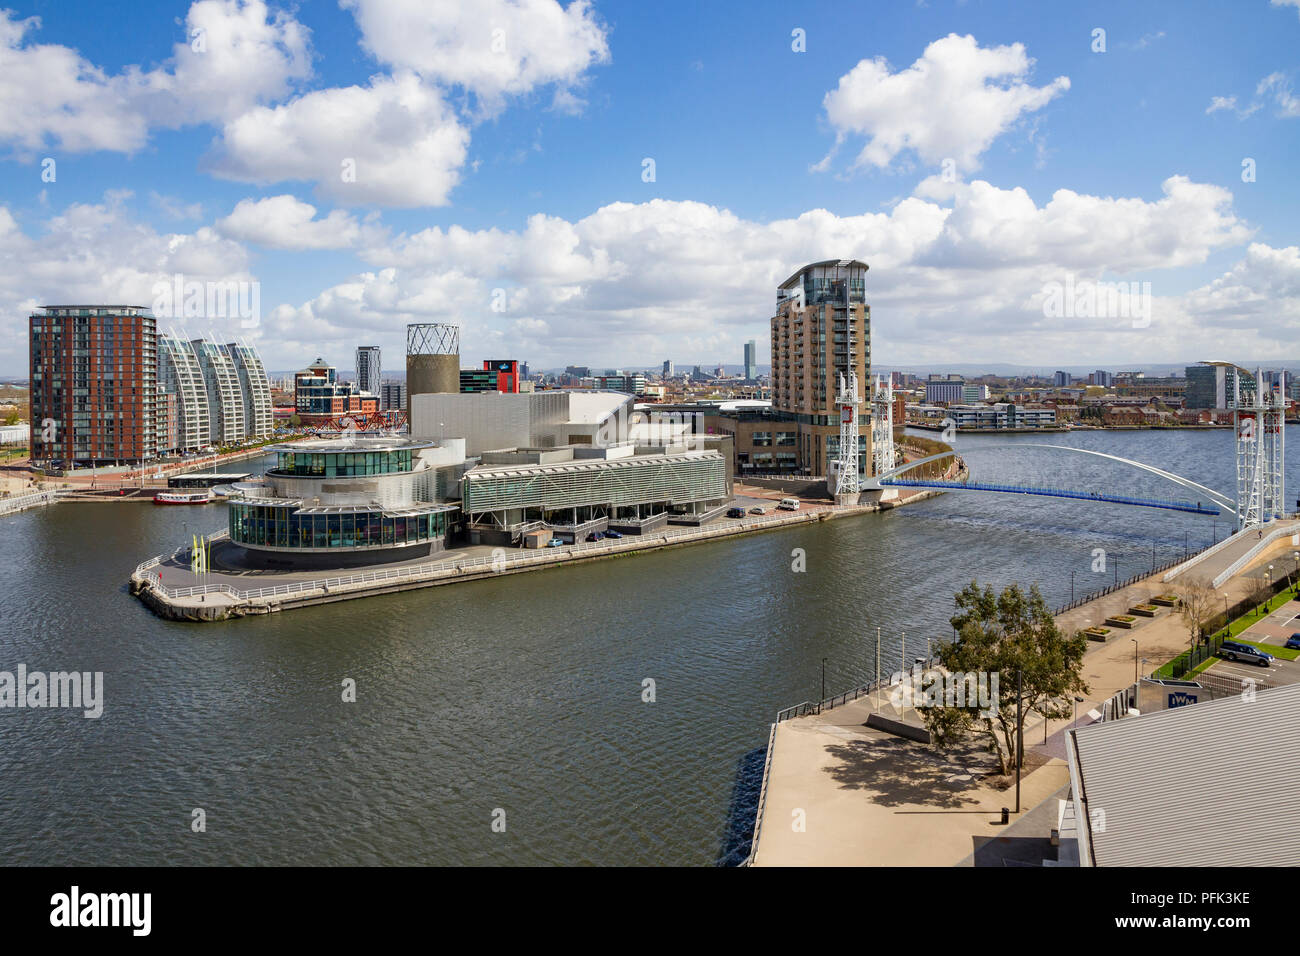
[0,490,63,516]
[137,510,821,604]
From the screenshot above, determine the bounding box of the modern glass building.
[461,449,729,533]
[193,339,245,446]
[225,436,461,568]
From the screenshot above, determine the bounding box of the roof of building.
[776,259,870,290]
[464,449,721,480]
[1067,682,1300,867]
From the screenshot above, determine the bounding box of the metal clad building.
[462,450,728,516]
[1066,682,1300,866]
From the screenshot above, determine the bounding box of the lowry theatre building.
[225,436,462,568]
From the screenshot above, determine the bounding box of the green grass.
[1236,638,1300,661]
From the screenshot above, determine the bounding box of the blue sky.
[1,0,1298,376]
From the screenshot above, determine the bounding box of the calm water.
[0,428,1294,865]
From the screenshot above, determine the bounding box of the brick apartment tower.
[29,305,157,466]
[770,260,870,477]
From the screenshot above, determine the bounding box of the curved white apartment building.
[157,333,211,454]
[224,342,273,439]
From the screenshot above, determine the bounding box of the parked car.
[748,506,767,515]
[586,531,603,541]
[1286,633,1300,649]
[1218,640,1274,667]
[603,530,623,539]
[547,537,565,548]
[726,507,746,518]
[777,497,801,511]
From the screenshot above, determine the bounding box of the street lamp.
[821,657,827,702]
[1070,569,1075,604]
[1131,639,1139,683]
[1072,695,1084,728]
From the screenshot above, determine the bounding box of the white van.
[777,497,801,511]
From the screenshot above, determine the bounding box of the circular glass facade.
[230,501,450,550]
[273,448,414,477]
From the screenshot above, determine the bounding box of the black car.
[726,507,746,518]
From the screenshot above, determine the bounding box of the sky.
[0,0,1298,377]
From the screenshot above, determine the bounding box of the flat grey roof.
[464,449,721,481]
[1068,681,1300,866]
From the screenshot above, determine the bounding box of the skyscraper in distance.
[356,345,382,394]
[744,341,757,381]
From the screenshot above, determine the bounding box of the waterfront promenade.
[750,521,1300,866]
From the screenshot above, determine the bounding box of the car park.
[1218,640,1274,667]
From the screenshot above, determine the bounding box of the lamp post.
[1070,569,1075,604]
[1184,530,1189,560]
[1072,695,1084,728]
[821,657,827,702]
[1131,639,1139,683]
[1293,551,1299,593]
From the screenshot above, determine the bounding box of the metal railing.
[1053,551,1200,615]
[136,509,822,603]
[0,489,63,516]
[776,660,936,723]
[744,722,779,867]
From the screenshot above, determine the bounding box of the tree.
[922,582,1090,776]
[1176,577,1217,649]
[288,413,302,428]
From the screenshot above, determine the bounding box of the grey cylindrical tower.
[406,323,460,418]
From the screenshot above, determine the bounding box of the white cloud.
[818,34,1070,173]
[215,195,363,249]
[0,193,255,371]
[340,0,609,111]
[1256,72,1300,117]
[1272,0,1300,21]
[0,1,310,155]
[253,174,1256,370]
[1206,95,1237,114]
[204,73,470,207]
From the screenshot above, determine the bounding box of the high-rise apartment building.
[744,340,757,381]
[770,260,870,476]
[224,342,274,440]
[29,305,157,466]
[662,359,674,378]
[193,339,246,446]
[156,335,273,453]
[157,332,211,453]
[356,345,382,394]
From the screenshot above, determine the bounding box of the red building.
[29,305,158,466]
[484,359,521,392]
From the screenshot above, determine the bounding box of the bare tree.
[1176,577,1217,652]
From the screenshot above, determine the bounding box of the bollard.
[999,807,1010,826]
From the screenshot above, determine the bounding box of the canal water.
[0,428,1293,865]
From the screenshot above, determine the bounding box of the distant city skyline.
[1,1,1298,377]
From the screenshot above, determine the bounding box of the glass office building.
[225,436,458,568]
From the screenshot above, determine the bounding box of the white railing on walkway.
[0,490,63,516]
[135,510,822,603]
[1211,521,1300,589]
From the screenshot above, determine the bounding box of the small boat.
[153,490,215,505]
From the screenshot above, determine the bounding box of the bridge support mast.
[1234,367,1286,530]
[871,375,895,477]
[832,371,861,501]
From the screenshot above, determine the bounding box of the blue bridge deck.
[879,478,1222,515]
